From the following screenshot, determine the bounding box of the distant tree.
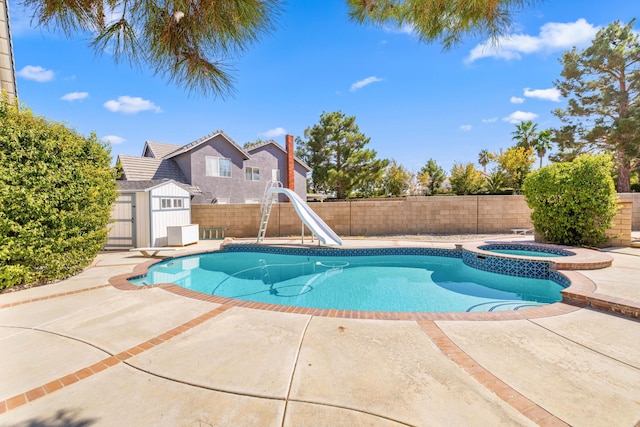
[295,111,388,199]
[495,146,536,193]
[346,0,536,49]
[552,20,640,192]
[0,97,117,289]
[484,169,507,194]
[512,120,538,149]
[244,139,268,149]
[533,129,553,168]
[449,162,484,195]
[418,158,446,195]
[382,160,411,197]
[478,149,493,174]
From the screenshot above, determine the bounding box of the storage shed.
[107,179,194,249]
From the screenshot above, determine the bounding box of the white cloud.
[465,18,599,63]
[482,117,498,123]
[103,96,162,114]
[61,92,89,101]
[102,135,125,145]
[259,127,287,138]
[503,111,538,124]
[460,125,472,131]
[384,23,415,35]
[524,87,561,102]
[350,76,384,92]
[17,65,55,82]
[510,96,525,104]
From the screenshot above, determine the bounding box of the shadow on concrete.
[11,409,96,427]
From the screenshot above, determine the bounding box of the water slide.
[266,188,342,246]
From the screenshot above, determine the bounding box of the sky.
[7,1,639,173]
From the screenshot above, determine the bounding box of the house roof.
[117,155,189,182]
[246,140,311,171]
[142,141,181,158]
[164,130,251,160]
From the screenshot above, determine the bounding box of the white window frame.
[245,198,261,204]
[216,198,230,204]
[272,169,280,182]
[160,198,184,210]
[206,156,231,178]
[245,166,260,181]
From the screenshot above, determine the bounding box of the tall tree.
[382,160,411,197]
[449,162,484,195]
[552,20,640,192]
[346,0,536,49]
[478,149,493,173]
[533,129,553,168]
[418,158,446,195]
[295,111,388,199]
[512,120,538,149]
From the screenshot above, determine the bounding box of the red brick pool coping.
[106,245,639,321]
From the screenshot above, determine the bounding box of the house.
[117,131,310,204]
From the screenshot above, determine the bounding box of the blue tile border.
[478,243,575,257]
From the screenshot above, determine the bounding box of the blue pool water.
[129,250,564,313]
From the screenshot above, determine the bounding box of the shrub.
[0,97,117,289]
[522,154,618,246]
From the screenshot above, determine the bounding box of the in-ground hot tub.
[477,243,576,258]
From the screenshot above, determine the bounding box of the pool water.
[129,251,564,313]
[486,249,562,258]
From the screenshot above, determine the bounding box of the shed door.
[106,193,136,248]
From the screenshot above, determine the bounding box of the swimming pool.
[129,247,566,313]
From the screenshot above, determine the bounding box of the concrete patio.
[0,236,639,426]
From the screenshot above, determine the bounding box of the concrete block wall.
[618,193,640,230]
[606,202,632,247]
[191,194,636,245]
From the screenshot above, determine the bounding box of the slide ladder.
[257,181,282,243]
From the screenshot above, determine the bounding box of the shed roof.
[116,178,195,194]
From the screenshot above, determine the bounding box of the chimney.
[286,134,295,192]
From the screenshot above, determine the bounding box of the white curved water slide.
[258,186,342,246]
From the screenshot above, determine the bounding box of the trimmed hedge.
[0,98,117,289]
[522,154,618,247]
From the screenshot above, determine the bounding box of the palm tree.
[533,129,553,168]
[478,149,493,174]
[512,120,538,149]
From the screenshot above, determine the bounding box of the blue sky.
[8,0,638,173]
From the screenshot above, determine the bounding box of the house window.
[272,169,280,182]
[206,156,231,178]
[245,167,260,181]
[161,198,183,209]
[216,198,230,204]
[245,198,261,204]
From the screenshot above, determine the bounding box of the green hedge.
[0,97,117,289]
[522,154,618,247]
